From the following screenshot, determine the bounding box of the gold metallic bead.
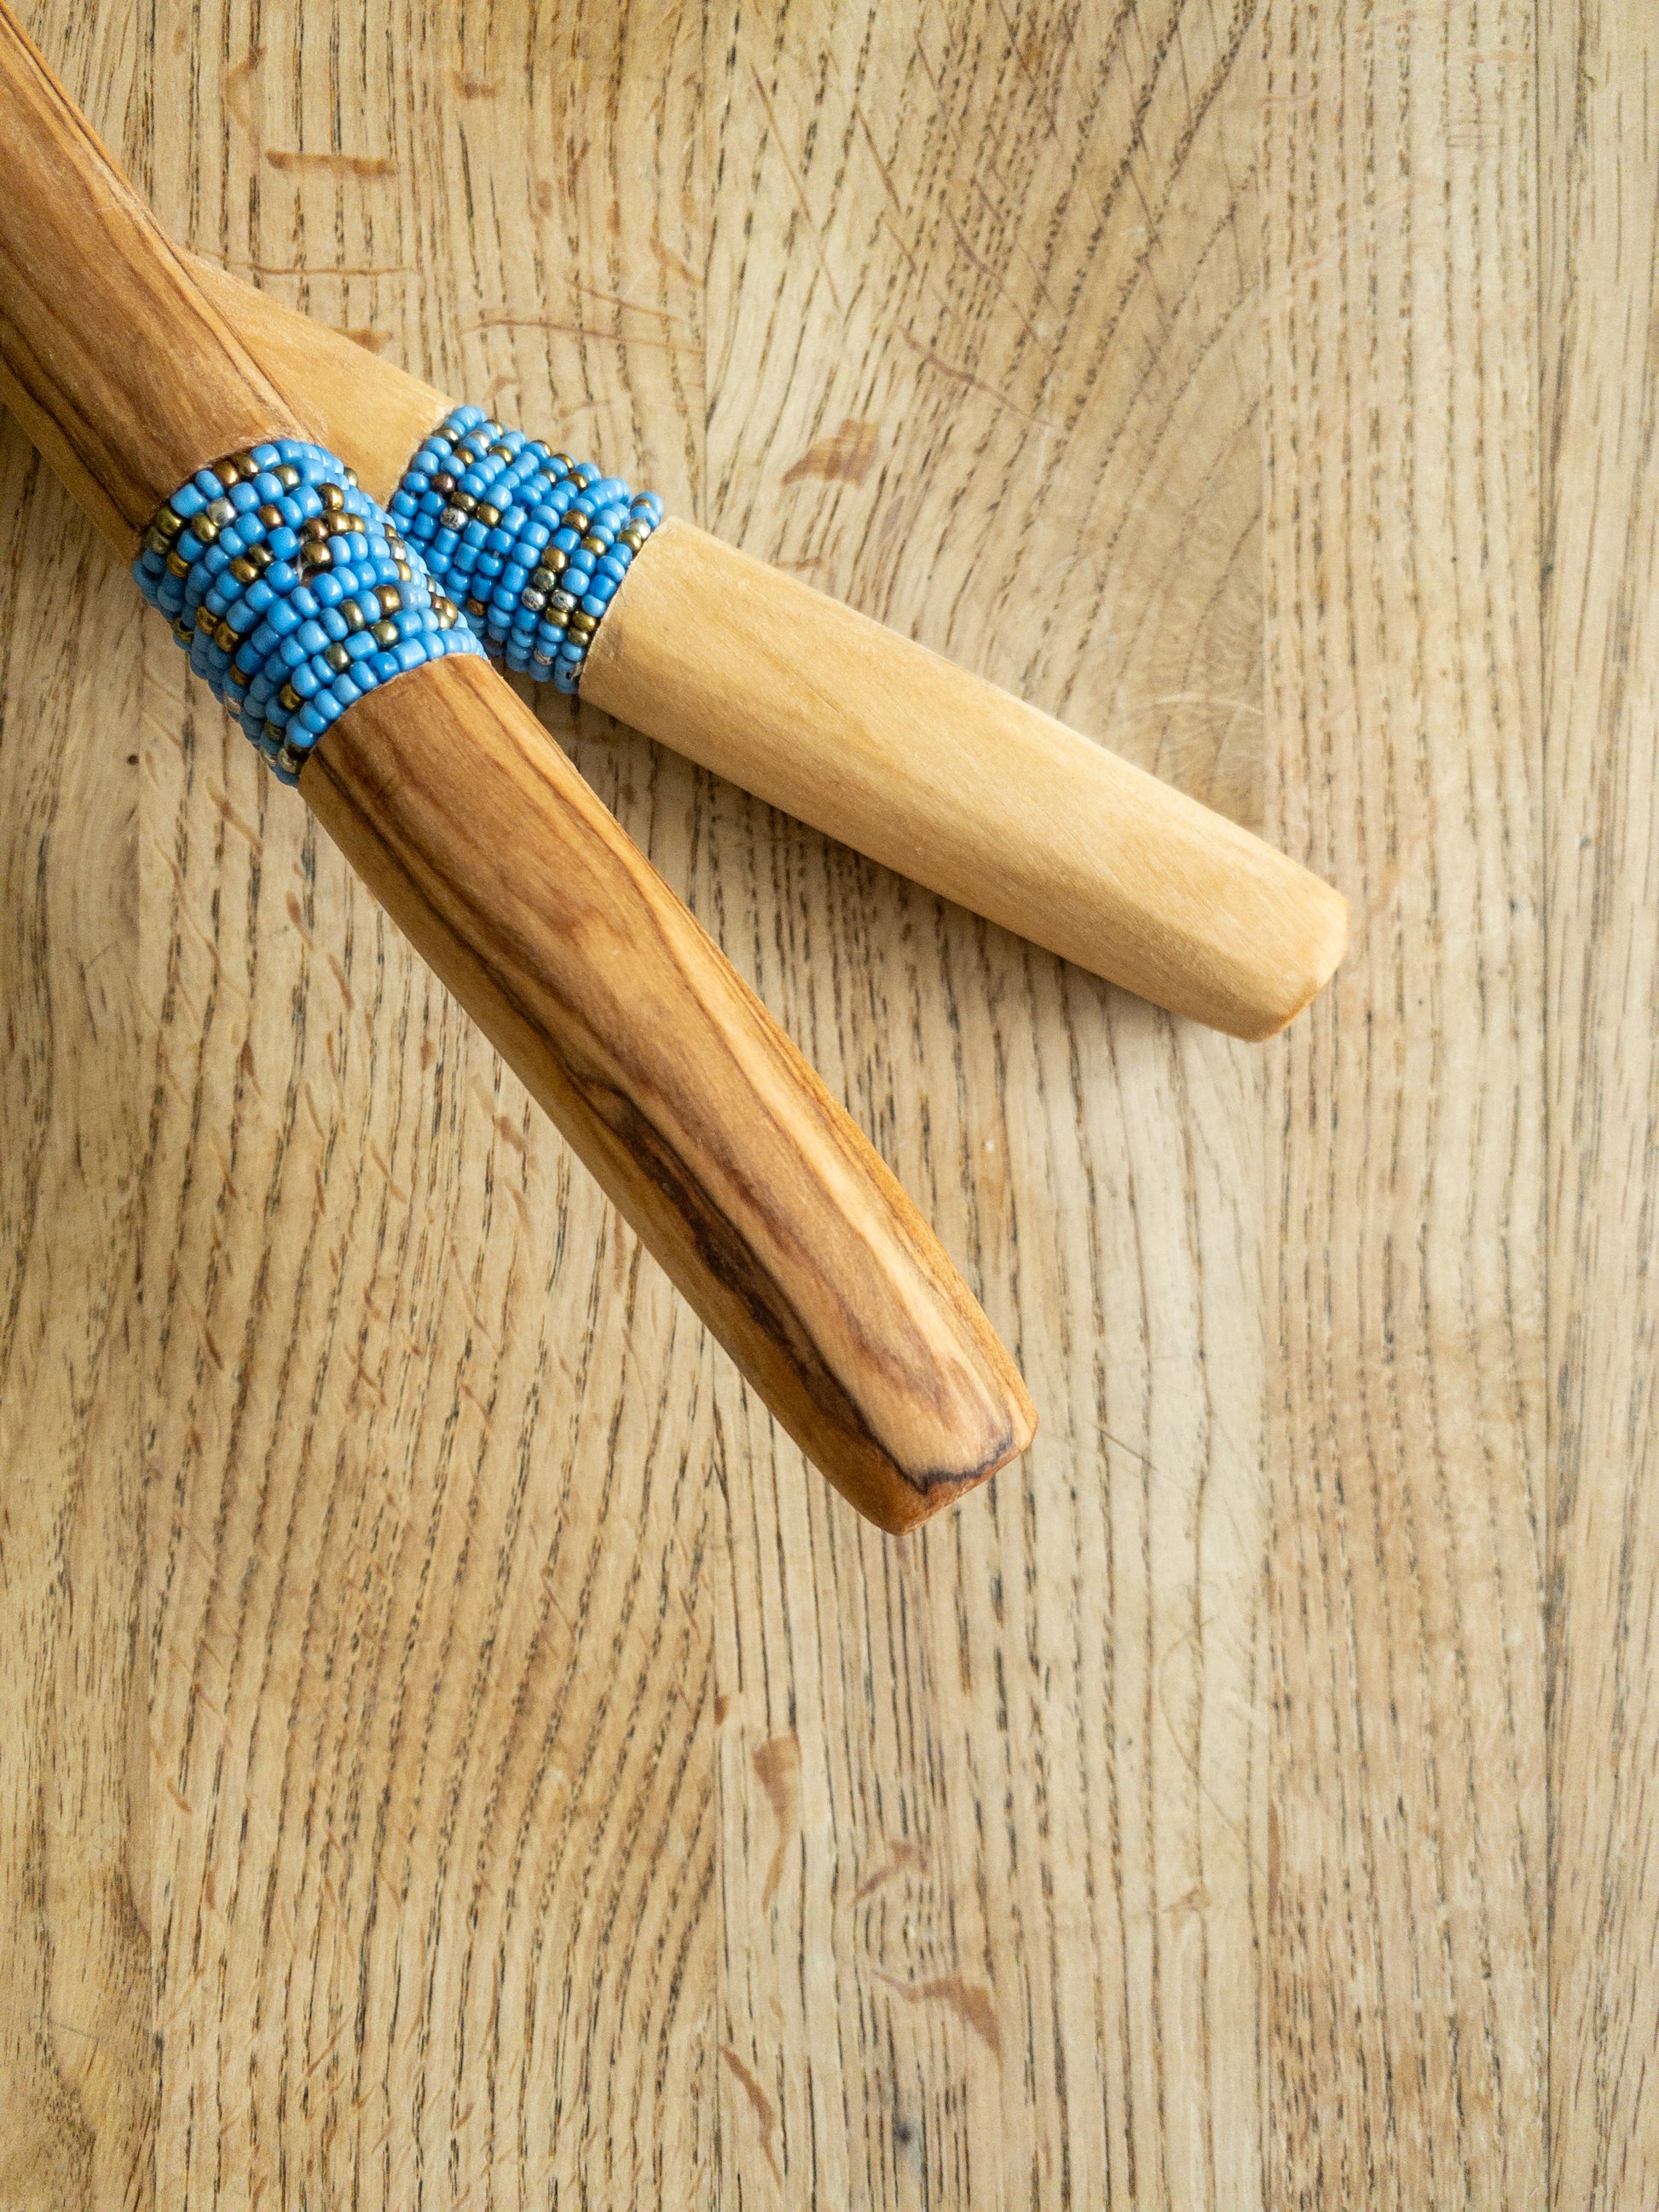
[325,644,352,672]
[228,662,250,687]
[343,467,358,487]
[342,602,366,632]
[217,619,238,650]
[433,597,458,627]
[618,527,647,552]
[489,442,514,459]
[145,526,173,557]
[191,515,219,545]
[476,503,501,528]
[392,562,412,581]
[375,585,402,615]
[548,453,574,475]
[172,617,194,647]
[166,550,190,578]
[564,509,591,534]
[194,605,216,630]
[465,596,488,620]
[229,556,258,583]
[247,543,273,571]
[320,482,345,512]
[212,459,240,488]
[567,609,598,638]
[273,464,301,491]
[372,619,400,648]
[155,506,184,540]
[257,503,284,529]
[581,534,606,555]
[278,683,301,711]
[302,517,329,541]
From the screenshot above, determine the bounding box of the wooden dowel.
[0,3,1034,1531]
[587,524,1348,1039]
[182,256,1348,1042]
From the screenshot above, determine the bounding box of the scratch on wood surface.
[720,2047,781,2180]
[876,1972,1003,2057]
[222,46,263,133]
[853,1839,928,1901]
[782,419,880,487]
[752,1731,800,1914]
[264,149,396,179]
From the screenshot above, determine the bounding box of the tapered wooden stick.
[176,258,1348,1042]
[0,4,1035,1532]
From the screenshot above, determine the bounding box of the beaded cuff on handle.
[133,440,483,784]
[389,407,663,691]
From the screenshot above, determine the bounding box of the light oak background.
[0,1,1645,2206]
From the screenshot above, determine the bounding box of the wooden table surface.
[0,1,1649,2204]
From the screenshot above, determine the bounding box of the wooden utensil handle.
[0,3,1034,1529]
[179,256,1348,1041]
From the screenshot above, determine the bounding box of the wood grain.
[1263,0,1547,2204]
[1540,6,1659,2203]
[701,3,1273,2201]
[0,423,153,2212]
[14,0,1648,2203]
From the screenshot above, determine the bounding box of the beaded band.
[390,406,663,691]
[133,440,485,784]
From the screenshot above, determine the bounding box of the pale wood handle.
[0,3,1034,1529]
[181,254,1348,1041]
[587,523,1348,1039]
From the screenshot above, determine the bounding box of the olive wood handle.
[0,3,1035,1530]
